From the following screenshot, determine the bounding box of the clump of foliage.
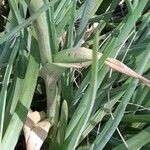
[0,0,150,150]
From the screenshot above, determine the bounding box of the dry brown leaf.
[105,58,150,87]
[23,111,51,150]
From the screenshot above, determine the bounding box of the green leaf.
[92,31,150,150]
[114,126,150,150]
[57,100,68,144]
[0,0,58,45]
[64,31,99,150]
[0,38,20,145]
[1,34,40,150]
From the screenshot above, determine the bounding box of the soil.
[0,0,9,32]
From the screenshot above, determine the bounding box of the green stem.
[45,76,57,123]
[26,0,53,64]
[40,63,65,123]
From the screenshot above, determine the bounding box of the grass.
[0,0,150,149]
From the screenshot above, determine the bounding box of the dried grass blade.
[105,58,150,87]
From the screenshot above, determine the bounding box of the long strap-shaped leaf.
[2,35,40,150]
[0,0,58,45]
[74,0,97,47]
[0,38,20,147]
[114,125,150,150]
